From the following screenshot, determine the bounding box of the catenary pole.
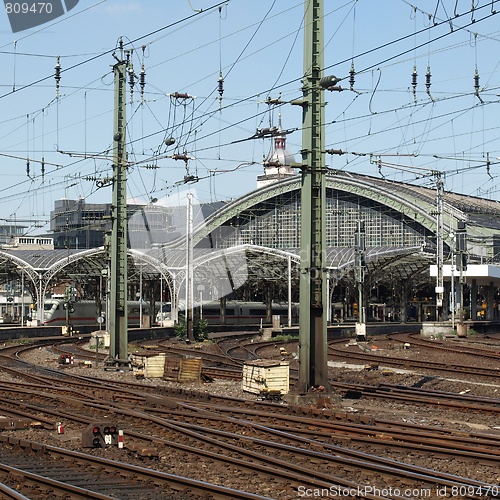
[108,43,129,366]
[296,0,331,392]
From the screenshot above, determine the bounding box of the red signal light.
[82,422,120,448]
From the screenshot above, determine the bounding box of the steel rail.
[0,435,272,500]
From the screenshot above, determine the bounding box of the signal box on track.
[82,422,120,448]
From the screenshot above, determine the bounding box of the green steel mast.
[108,47,129,366]
[297,0,331,392]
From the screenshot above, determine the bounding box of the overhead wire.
[148,1,500,170]
[4,0,484,178]
[1,0,498,213]
[0,1,229,102]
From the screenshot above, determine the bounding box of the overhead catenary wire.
[2,1,500,218]
[3,0,494,162]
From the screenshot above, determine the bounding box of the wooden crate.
[178,357,202,382]
[164,355,182,381]
[164,355,202,382]
[242,360,289,395]
[132,352,166,378]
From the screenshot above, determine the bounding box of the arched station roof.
[1,171,499,302]
[197,171,500,247]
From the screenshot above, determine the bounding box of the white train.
[30,299,150,327]
[156,300,299,326]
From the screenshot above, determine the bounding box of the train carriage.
[30,299,150,327]
[156,300,299,326]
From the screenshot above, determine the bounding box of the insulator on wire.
[128,65,135,103]
[486,152,492,178]
[425,66,434,101]
[349,62,355,91]
[55,56,61,98]
[140,64,146,102]
[26,159,30,178]
[218,71,224,108]
[41,157,45,178]
[474,68,483,103]
[411,65,417,103]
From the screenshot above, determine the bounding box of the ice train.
[30,299,150,327]
[156,300,299,327]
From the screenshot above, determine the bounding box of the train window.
[249,309,266,316]
[203,308,235,315]
[272,309,286,314]
[203,308,220,316]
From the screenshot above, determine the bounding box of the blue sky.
[1,0,500,236]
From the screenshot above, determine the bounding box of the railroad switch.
[127,442,159,457]
[258,389,283,402]
[0,418,42,430]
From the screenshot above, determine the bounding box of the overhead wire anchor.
[474,68,484,103]
[425,66,434,101]
[347,63,362,94]
[231,125,297,144]
[218,71,224,109]
[54,56,61,98]
[486,152,493,179]
[140,64,146,102]
[411,65,417,103]
[264,95,285,106]
[169,92,195,100]
[319,75,343,92]
[325,149,344,156]
[170,152,198,184]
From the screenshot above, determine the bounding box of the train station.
[1,152,500,331]
[3,2,500,498]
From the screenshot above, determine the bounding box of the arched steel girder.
[0,250,40,302]
[129,249,174,296]
[0,248,175,308]
[193,244,300,268]
[331,245,428,274]
[44,248,105,284]
[174,243,433,302]
[0,250,40,284]
[39,248,107,304]
[0,242,436,311]
[191,174,464,247]
[168,245,299,305]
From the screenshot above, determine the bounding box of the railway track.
[0,435,270,500]
[328,339,500,379]
[1,376,498,500]
[1,333,500,498]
